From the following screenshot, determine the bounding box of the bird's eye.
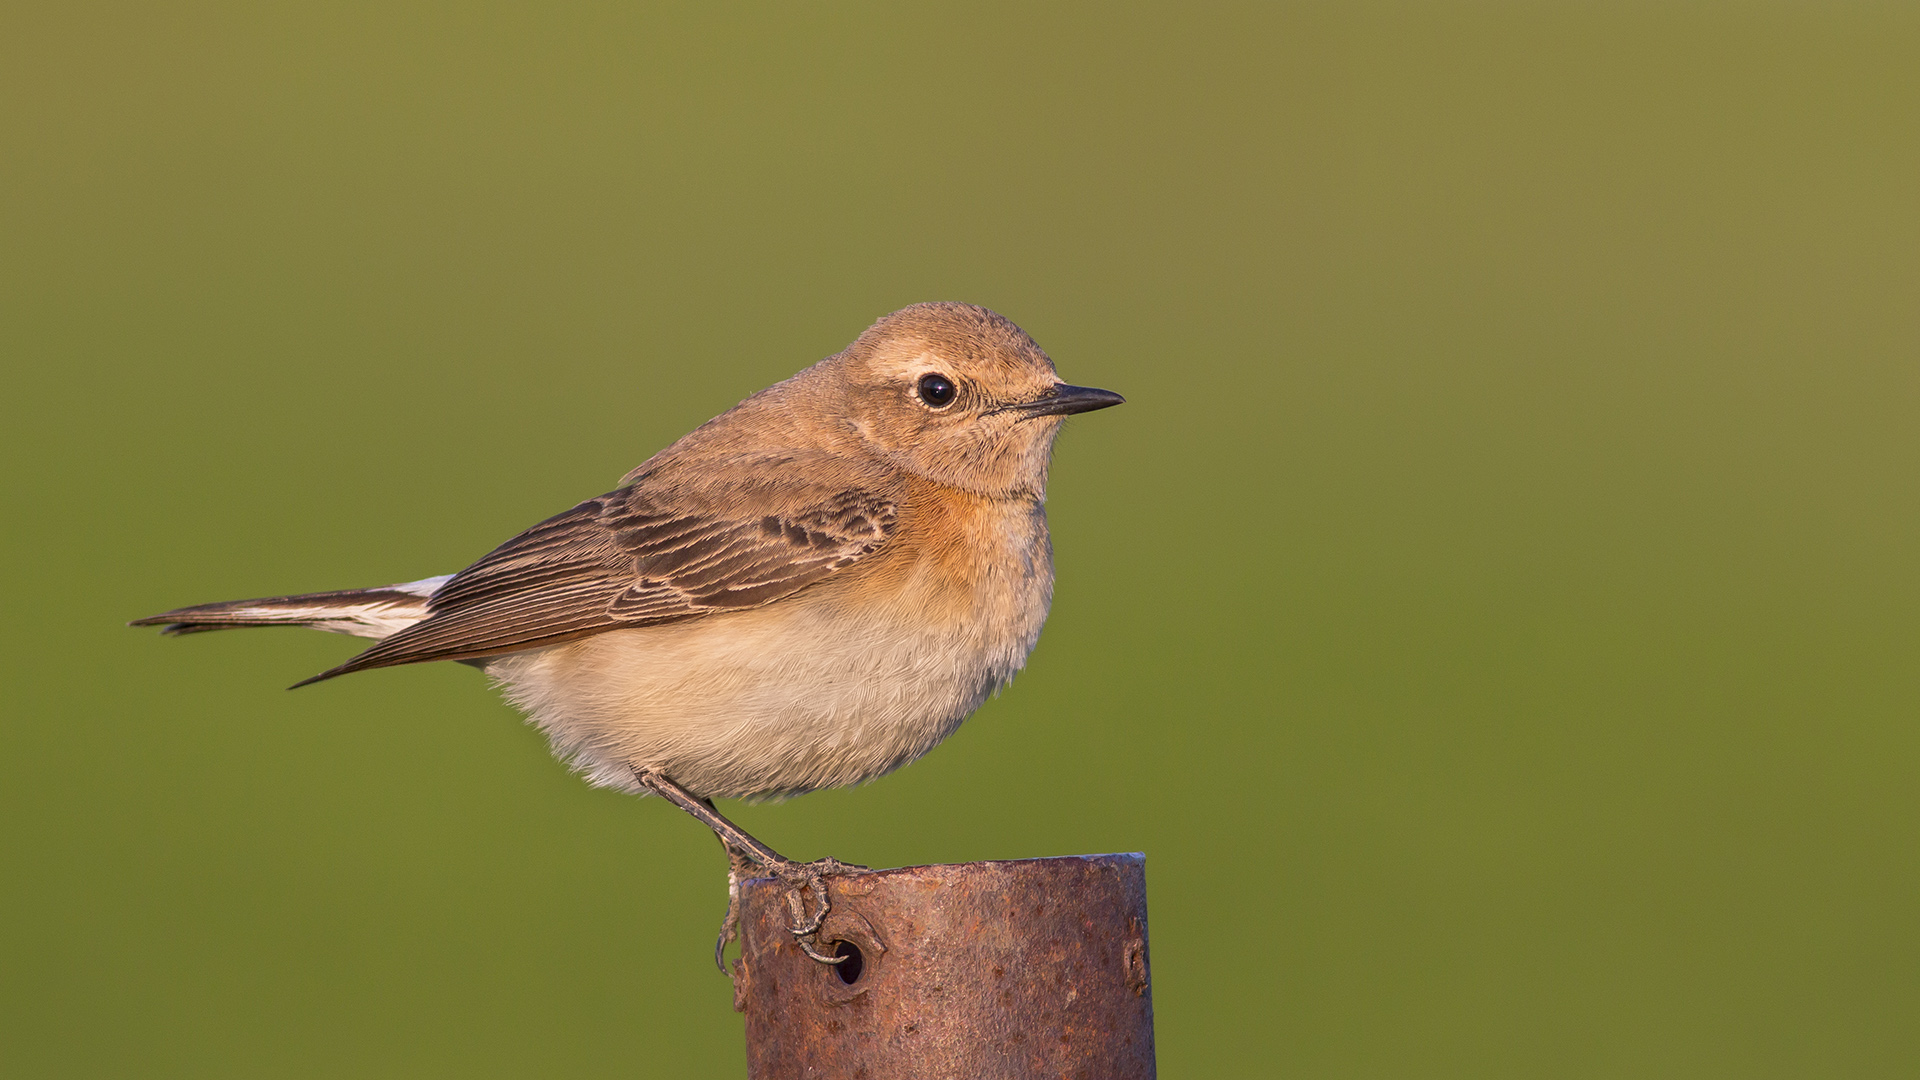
[916,372,957,408]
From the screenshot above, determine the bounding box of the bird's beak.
[1007,383,1126,419]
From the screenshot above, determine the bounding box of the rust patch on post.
[738,853,1154,1079]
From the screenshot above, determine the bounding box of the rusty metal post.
[735,853,1154,1079]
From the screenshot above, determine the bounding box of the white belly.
[483,519,1053,800]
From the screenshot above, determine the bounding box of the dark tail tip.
[287,665,350,690]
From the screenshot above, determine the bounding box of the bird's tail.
[130,576,451,642]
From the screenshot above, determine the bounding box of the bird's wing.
[297,476,898,684]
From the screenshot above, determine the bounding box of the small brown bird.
[135,302,1122,965]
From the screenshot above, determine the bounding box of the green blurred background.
[4,3,1917,1076]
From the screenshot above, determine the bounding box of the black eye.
[917,372,956,408]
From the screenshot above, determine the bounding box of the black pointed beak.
[1009,383,1126,419]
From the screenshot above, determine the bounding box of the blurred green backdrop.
[4,3,1918,1077]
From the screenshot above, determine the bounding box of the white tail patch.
[132,575,452,641]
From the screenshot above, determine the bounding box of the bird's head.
[830,302,1123,499]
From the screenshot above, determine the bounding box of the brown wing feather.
[294,483,897,685]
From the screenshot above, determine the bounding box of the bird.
[133,301,1124,968]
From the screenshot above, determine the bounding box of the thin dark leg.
[633,768,790,865]
[633,768,858,967]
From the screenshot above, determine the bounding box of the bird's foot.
[768,856,867,965]
[713,849,867,970]
[712,859,748,975]
[627,773,869,973]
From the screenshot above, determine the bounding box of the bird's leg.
[633,769,862,967]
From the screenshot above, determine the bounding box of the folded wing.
[296,479,897,685]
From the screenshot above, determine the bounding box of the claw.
[775,860,847,964]
[713,862,745,974]
[712,837,763,975]
[795,938,845,965]
[714,847,861,968]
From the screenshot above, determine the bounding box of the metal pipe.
[736,853,1155,1079]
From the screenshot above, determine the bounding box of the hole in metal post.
[830,940,863,984]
